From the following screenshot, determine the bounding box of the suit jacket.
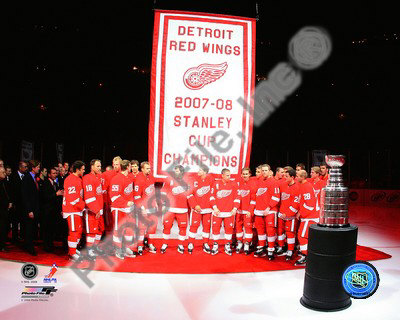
[57,174,67,190]
[0,180,10,213]
[21,172,40,216]
[39,178,58,214]
[9,171,24,207]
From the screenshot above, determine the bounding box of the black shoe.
[44,243,55,252]
[188,243,194,254]
[11,237,21,244]
[267,250,275,261]
[27,248,37,256]
[0,247,9,253]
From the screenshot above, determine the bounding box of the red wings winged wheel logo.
[183,62,228,90]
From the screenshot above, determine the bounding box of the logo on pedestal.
[342,261,379,299]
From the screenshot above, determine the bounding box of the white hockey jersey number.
[68,186,76,194]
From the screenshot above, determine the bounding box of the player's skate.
[177,244,184,254]
[211,242,219,255]
[160,243,168,254]
[148,243,157,254]
[87,248,97,261]
[68,253,81,262]
[275,246,286,256]
[254,246,266,257]
[188,243,194,254]
[203,243,211,254]
[267,248,275,261]
[115,248,125,260]
[125,248,136,258]
[285,250,293,261]
[244,242,250,255]
[236,241,243,254]
[224,243,232,256]
[137,246,144,256]
[294,254,307,266]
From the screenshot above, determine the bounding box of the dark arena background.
[2,1,400,319]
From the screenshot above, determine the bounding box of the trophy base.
[300,224,358,312]
[300,296,351,312]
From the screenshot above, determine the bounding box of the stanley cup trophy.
[300,155,358,311]
[319,155,349,226]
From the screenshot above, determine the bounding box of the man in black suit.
[8,161,28,242]
[0,167,12,252]
[39,168,64,252]
[21,160,41,256]
[53,167,68,252]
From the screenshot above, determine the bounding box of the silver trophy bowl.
[319,155,349,227]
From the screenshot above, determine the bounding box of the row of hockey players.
[62,157,329,266]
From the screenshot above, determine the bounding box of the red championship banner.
[149,10,256,178]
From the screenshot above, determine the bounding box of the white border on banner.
[152,12,254,178]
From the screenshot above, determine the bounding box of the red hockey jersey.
[128,172,140,185]
[109,173,134,212]
[102,169,118,191]
[279,181,300,218]
[254,177,281,216]
[237,178,257,214]
[62,174,85,217]
[160,176,190,213]
[320,174,330,182]
[134,172,157,213]
[209,179,240,217]
[298,181,318,219]
[312,178,325,211]
[82,173,103,214]
[187,175,215,214]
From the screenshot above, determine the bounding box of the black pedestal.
[300,224,358,312]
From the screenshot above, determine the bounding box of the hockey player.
[274,167,285,182]
[254,165,262,179]
[295,170,319,266]
[296,163,306,174]
[187,164,215,254]
[277,168,300,260]
[236,167,256,254]
[254,164,281,260]
[160,165,190,254]
[319,162,330,183]
[82,159,104,260]
[101,156,122,233]
[109,160,135,259]
[133,161,158,254]
[62,161,86,261]
[209,168,240,255]
[283,166,294,175]
[129,160,140,184]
